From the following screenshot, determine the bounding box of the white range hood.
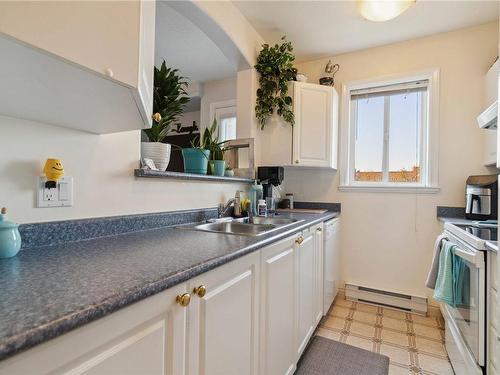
[477,100,498,129]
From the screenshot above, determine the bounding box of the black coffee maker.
[257,166,284,200]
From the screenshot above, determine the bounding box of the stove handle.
[453,246,484,268]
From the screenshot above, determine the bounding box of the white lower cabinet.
[260,236,297,375]
[295,229,316,358]
[187,252,260,375]
[0,221,337,375]
[313,224,324,325]
[0,283,188,375]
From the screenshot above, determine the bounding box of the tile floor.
[316,294,454,375]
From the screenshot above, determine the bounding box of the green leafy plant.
[201,118,230,161]
[254,36,296,129]
[143,60,190,142]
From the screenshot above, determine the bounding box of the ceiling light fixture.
[357,0,415,22]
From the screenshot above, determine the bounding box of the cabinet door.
[0,1,142,87]
[0,284,188,375]
[292,82,338,169]
[313,224,324,325]
[295,230,316,358]
[260,236,296,375]
[332,220,341,302]
[187,252,260,375]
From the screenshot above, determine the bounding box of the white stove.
[441,220,497,375]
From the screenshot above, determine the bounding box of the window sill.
[338,185,440,194]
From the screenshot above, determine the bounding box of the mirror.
[148,1,241,175]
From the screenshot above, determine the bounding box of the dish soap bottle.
[258,199,267,217]
[0,207,22,258]
[250,182,263,216]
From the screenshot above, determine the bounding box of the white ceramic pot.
[141,142,171,171]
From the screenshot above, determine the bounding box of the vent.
[345,283,428,316]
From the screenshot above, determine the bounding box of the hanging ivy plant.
[255,36,296,129]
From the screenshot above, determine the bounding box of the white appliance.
[477,101,498,130]
[323,218,340,313]
[441,222,496,374]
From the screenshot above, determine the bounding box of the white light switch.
[37,176,73,208]
[59,182,69,201]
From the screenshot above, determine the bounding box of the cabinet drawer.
[491,288,498,330]
[490,325,500,371]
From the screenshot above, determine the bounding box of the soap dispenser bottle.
[0,207,22,258]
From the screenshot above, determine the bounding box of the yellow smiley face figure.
[43,158,64,182]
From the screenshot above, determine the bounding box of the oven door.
[445,238,486,366]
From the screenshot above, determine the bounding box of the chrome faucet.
[218,191,243,218]
[218,198,236,218]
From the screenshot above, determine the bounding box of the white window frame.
[339,69,440,193]
[209,99,237,141]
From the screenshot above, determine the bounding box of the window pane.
[219,116,237,142]
[354,96,384,182]
[388,92,421,183]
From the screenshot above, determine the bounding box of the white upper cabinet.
[0,0,154,133]
[259,81,339,169]
[292,82,338,168]
[482,59,499,166]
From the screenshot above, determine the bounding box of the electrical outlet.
[37,176,73,208]
[43,187,57,201]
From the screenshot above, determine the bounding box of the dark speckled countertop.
[0,211,338,361]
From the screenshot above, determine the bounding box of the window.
[341,70,439,192]
[210,100,237,143]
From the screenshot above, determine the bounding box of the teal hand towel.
[433,240,456,306]
[453,254,470,308]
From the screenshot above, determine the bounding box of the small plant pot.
[182,148,210,174]
[141,142,171,171]
[209,160,226,177]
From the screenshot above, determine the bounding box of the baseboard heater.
[345,283,428,316]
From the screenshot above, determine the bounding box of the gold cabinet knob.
[317,227,322,232]
[176,293,191,307]
[295,160,300,164]
[193,285,207,298]
[295,236,304,245]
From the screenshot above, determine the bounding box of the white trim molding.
[339,68,440,193]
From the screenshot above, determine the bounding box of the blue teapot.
[0,207,21,258]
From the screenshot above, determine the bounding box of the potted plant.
[182,124,211,175]
[209,143,227,177]
[142,60,190,171]
[203,119,230,177]
[224,164,234,177]
[255,36,296,129]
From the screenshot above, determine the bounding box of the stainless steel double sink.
[178,216,303,237]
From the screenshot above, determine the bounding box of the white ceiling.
[233,1,499,62]
[155,1,237,83]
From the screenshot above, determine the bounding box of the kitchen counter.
[0,211,338,361]
[437,217,475,224]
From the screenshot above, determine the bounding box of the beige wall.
[200,76,237,128]
[0,116,246,224]
[283,22,499,300]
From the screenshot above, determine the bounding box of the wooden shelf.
[134,169,255,183]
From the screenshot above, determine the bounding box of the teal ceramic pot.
[0,209,21,259]
[182,148,210,174]
[210,160,226,177]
